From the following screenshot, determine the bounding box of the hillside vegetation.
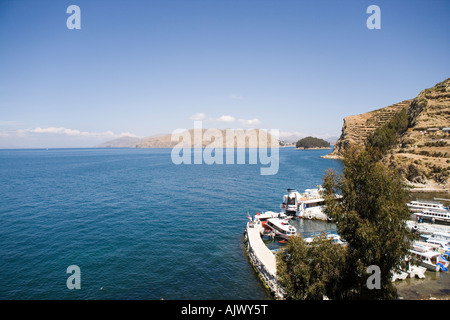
[325,78,450,190]
[296,136,330,149]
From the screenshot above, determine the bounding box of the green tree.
[322,146,414,299]
[276,234,346,300]
[365,109,409,158]
[276,236,311,300]
[276,146,414,300]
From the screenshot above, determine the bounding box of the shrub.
[366,109,409,157]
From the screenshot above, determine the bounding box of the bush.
[430,165,449,183]
[276,234,346,300]
[407,164,421,182]
[425,141,447,147]
[366,109,409,157]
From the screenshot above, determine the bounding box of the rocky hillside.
[138,129,279,148]
[325,78,450,190]
[324,99,412,159]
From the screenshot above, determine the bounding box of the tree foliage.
[276,146,415,300]
[322,147,414,299]
[276,234,346,300]
[365,109,409,157]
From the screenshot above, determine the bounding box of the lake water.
[0,147,343,299]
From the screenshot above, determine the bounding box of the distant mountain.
[95,136,142,148]
[324,136,339,145]
[137,129,279,148]
[280,135,304,144]
[95,129,280,148]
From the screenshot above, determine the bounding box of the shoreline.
[296,147,331,150]
[321,154,342,159]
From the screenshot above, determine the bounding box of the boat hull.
[266,224,291,239]
[265,219,297,240]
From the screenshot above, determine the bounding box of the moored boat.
[429,231,450,242]
[407,264,427,279]
[425,239,450,256]
[409,249,449,272]
[281,187,331,220]
[407,200,448,213]
[265,218,297,239]
[303,232,346,246]
[392,270,409,282]
[414,210,450,224]
[253,211,290,228]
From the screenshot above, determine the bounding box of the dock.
[244,221,284,299]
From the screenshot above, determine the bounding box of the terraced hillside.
[325,99,412,159]
[324,78,450,190]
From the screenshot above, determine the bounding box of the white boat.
[303,233,346,246]
[327,234,345,245]
[281,187,330,220]
[407,200,448,213]
[425,239,450,256]
[429,231,450,242]
[265,218,297,239]
[409,249,449,272]
[392,256,427,282]
[407,220,450,237]
[407,264,427,279]
[253,211,290,228]
[413,240,440,252]
[392,271,409,282]
[414,210,450,224]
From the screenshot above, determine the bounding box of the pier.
[244,221,285,299]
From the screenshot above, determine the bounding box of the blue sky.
[0,0,449,147]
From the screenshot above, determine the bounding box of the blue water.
[0,147,342,299]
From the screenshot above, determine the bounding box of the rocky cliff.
[324,99,412,159]
[325,78,450,190]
